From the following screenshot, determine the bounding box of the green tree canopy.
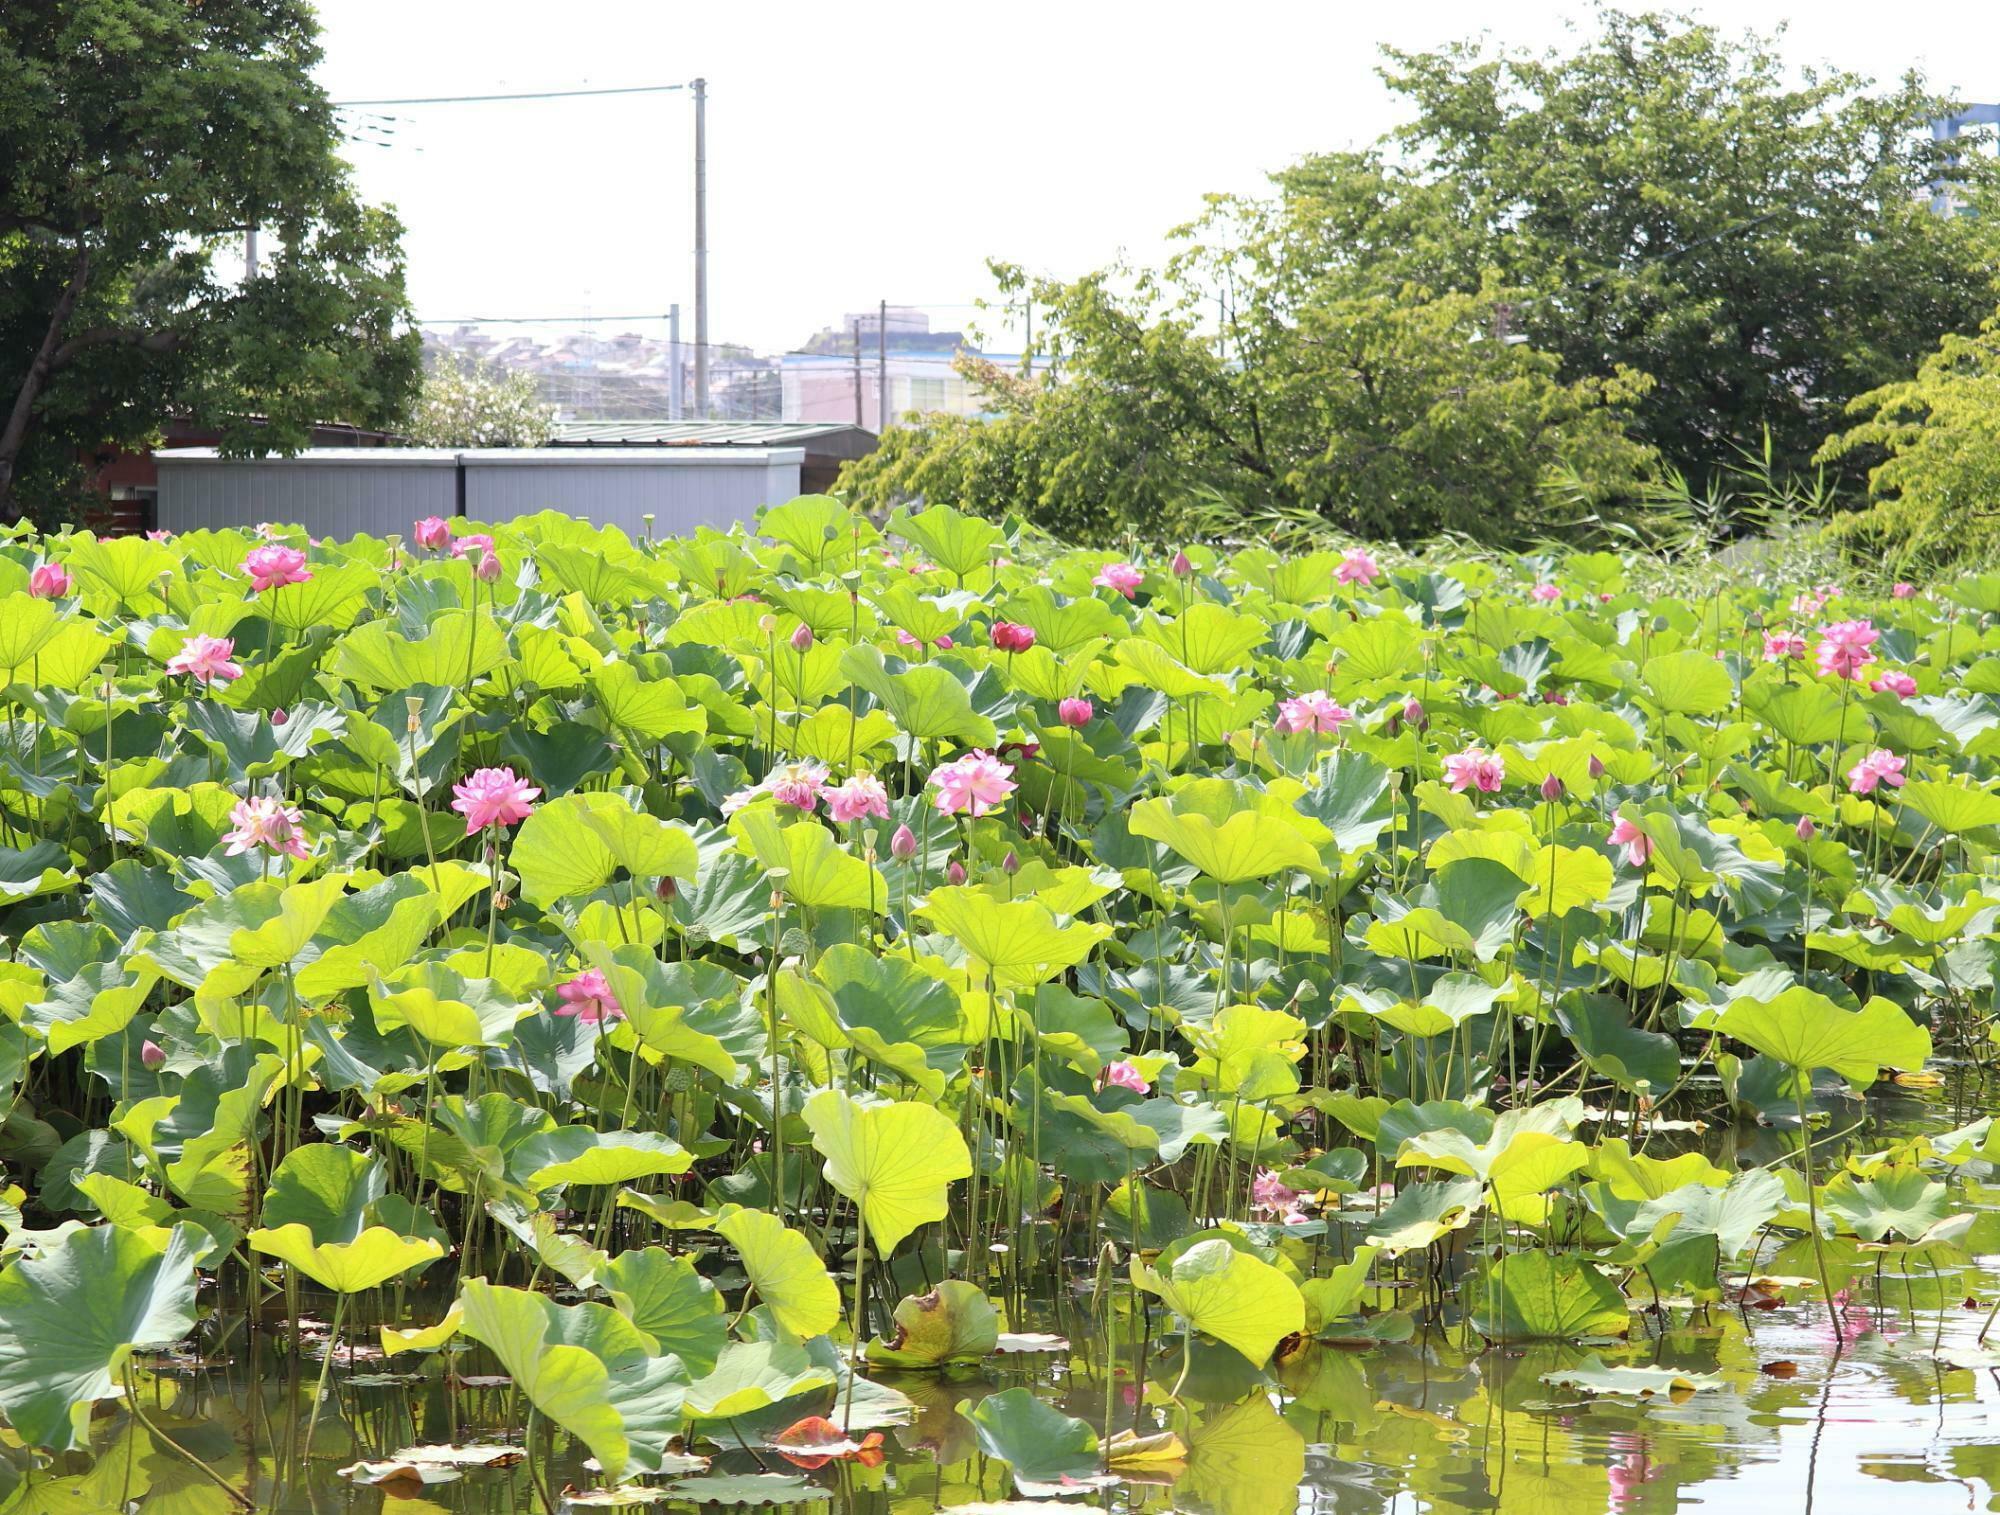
[0,1,421,517]
[843,264,1656,547]
[1297,8,1996,482]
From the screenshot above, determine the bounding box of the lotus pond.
[7,507,2000,1513]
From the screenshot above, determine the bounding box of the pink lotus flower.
[1251,1169,1302,1218]
[223,796,310,861]
[166,634,242,684]
[1539,773,1565,801]
[1092,562,1144,598]
[722,760,829,816]
[890,824,917,859]
[1869,670,1917,699]
[990,620,1036,653]
[1097,1061,1149,1094]
[1814,619,1879,681]
[1443,747,1505,793]
[1402,698,1428,730]
[788,623,813,652]
[1058,697,1093,728]
[931,750,1018,816]
[1530,583,1561,602]
[554,969,624,1024]
[1607,816,1653,869]
[1763,631,1806,662]
[1171,550,1194,577]
[825,773,890,825]
[1847,748,1907,796]
[945,859,967,885]
[28,562,70,599]
[450,766,540,833]
[243,545,311,592]
[1796,815,1817,840]
[1335,548,1380,587]
[140,1039,166,1071]
[894,629,953,651]
[1275,690,1352,736]
[146,530,173,542]
[1892,582,1918,600]
[413,516,450,551]
[474,550,502,583]
[451,533,494,559]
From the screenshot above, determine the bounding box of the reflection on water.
[37,1084,2000,1515]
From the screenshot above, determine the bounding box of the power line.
[330,83,688,107]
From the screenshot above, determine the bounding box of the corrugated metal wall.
[154,448,805,538]
[155,454,455,537]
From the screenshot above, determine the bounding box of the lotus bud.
[656,876,678,901]
[890,824,917,860]
[1403,699,1427,730]
[270,707,288,727]
[1059,697,1093,728]
[1540,773,1564,801]
[1796,815,1816,840]
[1171,549,1193,577]
[1588,754,1605,779]
[1003,850,1019,875]
[140,1039,166,1071]
[946,859,967,886]
[475,549,502,582]
[789,623,813,653]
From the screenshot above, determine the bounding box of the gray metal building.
[153,447,804,539]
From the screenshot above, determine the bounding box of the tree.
[842,258,1657,547]
[1814,308,2000,572]
[0,2,422,518]
[403,356,556,448]
[1287,9,1997,483]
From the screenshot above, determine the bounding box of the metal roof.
[156,446,802,467]
[551,420,871,448]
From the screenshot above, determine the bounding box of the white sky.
[312,0,2000,355]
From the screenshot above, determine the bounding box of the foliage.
[0,1,421,518]
[1817,304,2000,576]
[403,355,556,449]
[0,501,1988,1507]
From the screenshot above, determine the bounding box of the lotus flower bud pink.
[1402,699,1427,730]
[1171,550,1194,577]
[945,859,967,886]
[474,550,502,583]
[28,562,70,599]
[656,876,679,901]
[1588,754,1606,779]
[1059,697,1093,728]
[789,623,814,653]
[140,1039,166,1070]
[1796,815,1816,840]
[413,516,449,551]
[890,824,917,860]
[1003,850,1019,875]
[270,708,288,726]
[1540,773,1565,801]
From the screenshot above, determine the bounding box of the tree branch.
[0,248,93,506]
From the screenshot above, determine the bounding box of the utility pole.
[668,304,682,420]
[877,299,888,431]
[245,225,259,279]
[1021,295,1032,377]
[692,77,709,419]
[852,318,864,426]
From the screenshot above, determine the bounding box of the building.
[550,420,877,497]
[152,446,804,540]
[781,308,1052,430]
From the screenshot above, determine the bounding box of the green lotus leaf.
[802,1091,972,1255]
[1129,779,1323,884]
[249,1223,443,1293]
[1899,779,2000,836]
[1300,1245,1381,1334]
[1130,1237,1305,1365]
[1820,1164,1952,1242]
[884,502,1007,580]
[516,1128,692,1189]
[1469,1250,1629,1341]
[712,1208,842,1339]
[329,609,511,690]
[366,962,540,1048]
[1363,1178,1484,1256]
[865,1281,998,1368]
[1554,994,1679,1093]
[0,1222,200,1452]
[916,886,1112,986]
[513,792,699,906]
[1540,1353,1723,1398]
[728,810,889,913]
[683,1338,834,1421]
[601,1248,727,1377]
[261,1143,385,1244]
[957,1386,1101,1492]
[837,644,997,746]
[1639,648,1732,716]
[1713,988,1931,1089]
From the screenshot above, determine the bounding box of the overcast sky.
[312,0,2000,355]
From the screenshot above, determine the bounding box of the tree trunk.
[0,249,92,516]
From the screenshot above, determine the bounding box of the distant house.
[781,309,1051,430]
